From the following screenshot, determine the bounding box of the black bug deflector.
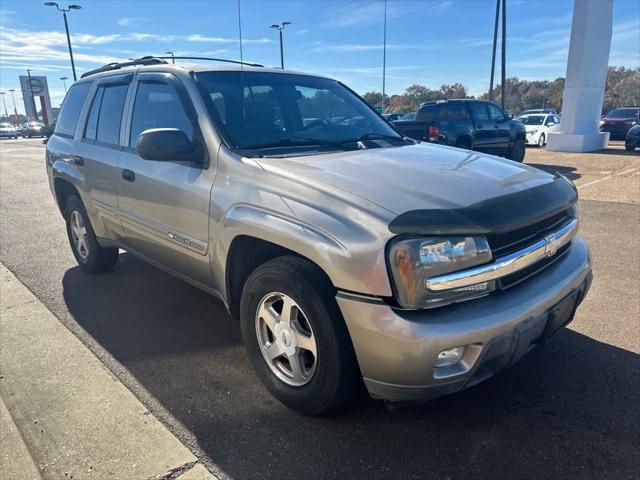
[388,176,577,236]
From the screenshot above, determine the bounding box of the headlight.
[388,236,493,309]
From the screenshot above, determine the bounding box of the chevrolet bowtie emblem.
[544,233,560,257]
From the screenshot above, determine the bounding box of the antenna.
[237,0,244,70]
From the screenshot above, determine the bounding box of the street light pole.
[270,22,291,69]
[60,76,68,93]
[8,89,19,125]
[381,0,387,113]
[489,0,500,102]
[501,0,507,111]
[165,51,175,64]
[44,3,82,81]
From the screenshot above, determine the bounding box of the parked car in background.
[393,99,527,162]
[600,107,640,139]
[0,122,19,138]
[400,111,416,121]
[625,124,640,152]
[21,121,46,138]
[520,108,559,116]
[517,113,561,147]
[382,113,402,121]
[47,59,592,414]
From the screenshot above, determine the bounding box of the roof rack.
[81,56,168,78]
[155,56,264,67]
[80,55,264,79]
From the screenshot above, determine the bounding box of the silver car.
[46,60,592,415]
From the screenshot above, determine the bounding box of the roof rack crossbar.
[154,56,264,67]
[81,56,168,78]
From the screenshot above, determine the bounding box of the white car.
[517,114,561,147]
[0,122,19,139]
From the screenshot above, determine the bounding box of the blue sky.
[1,0,638,114]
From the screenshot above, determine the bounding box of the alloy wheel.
[255,292,318,386]
[69,210,90,260]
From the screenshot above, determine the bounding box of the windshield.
[518,115,545,125]
[193,71,404,154]
[607,108,639,119]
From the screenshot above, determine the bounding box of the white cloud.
[116,17,149,28]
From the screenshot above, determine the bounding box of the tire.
[455,138,472,151]
[508,137,526,162]
[537,133,546,147]
[240,255,359,415]
[64,195,119,273]
[626,144,636,152]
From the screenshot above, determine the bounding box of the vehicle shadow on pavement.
[62,253,639,479]
[526,163,580,181]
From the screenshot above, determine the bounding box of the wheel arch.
[53,177,81,214]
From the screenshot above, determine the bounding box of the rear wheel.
[455,138,472,151]
[508,137,526,162]
[626,144,636,152]
[64,195,119,273]
[240,255,359,415]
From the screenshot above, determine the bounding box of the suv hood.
[255,143,558,215]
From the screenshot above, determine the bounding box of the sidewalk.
[0,264,216,480]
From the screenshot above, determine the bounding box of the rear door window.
[54,82,92,137]
[442,103,470,121]
[83,82,129,146]
[416,105,440,122]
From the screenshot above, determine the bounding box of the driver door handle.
[122,169,135,182]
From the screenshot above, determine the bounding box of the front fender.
[212,203,393,301]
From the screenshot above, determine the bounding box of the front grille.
[498,242,571,290]
[488,208,573,258]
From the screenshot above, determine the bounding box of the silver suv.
[47,59,592,415]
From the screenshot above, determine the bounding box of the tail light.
[428,126,439,142]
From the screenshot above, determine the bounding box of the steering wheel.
[302,119,329,130]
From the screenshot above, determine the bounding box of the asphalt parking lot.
[1,137,638,479]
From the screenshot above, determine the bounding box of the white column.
[546,0,613,152]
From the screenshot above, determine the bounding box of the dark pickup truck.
[392,99,527,162]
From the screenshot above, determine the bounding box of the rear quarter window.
[54,82,92,137]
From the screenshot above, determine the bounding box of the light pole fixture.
[44,2,82,81]
[8,89,19,125]
[165,51,175,64]
[270,21,291,69]
[60,76,69,92]
[0,92,9,120]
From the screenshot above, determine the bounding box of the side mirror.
[137,128,202,163]
[505,111,513,120]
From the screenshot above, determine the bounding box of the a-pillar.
[547,0,613,152]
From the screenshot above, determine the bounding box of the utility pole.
[489,0,500,102]
[501,0,507,111]
[381,0,387,113]
[60,76,68,93]
[270,22,291,69]
[44,3,82,81]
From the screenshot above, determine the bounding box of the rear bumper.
[337,237,592,402]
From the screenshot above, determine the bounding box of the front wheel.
[240,256,359,415]
[508,137,526,162]
[64,195,119,273]
[626,144,636,152]
[537,133,546,147]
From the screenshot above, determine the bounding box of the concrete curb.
[0,264,217,480]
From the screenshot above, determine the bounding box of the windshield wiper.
[340,133,409,145]
[242,136,345,150]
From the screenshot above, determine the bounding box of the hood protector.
[388,175,577,236]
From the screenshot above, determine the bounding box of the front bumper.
[337,237,592,402]
[525,132,539,145]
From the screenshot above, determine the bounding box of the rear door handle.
[121,169,135,182]
[72,155,84,166]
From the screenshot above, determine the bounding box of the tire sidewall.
[538,133,545,147]
[240,259,355,414]
[510,138,526,162]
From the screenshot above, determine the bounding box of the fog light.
[435,346,465,367]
